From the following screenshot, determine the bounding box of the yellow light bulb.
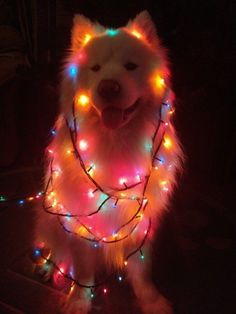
[163,137,172,149]
[76,94,90,107]
[160,180,168,186]
[131,30,142,39]
[155,75,165,89]
[83,33,92,45]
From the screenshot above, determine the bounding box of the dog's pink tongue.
[102,107,124,129]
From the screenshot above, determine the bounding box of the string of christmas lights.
[41,94,169,242]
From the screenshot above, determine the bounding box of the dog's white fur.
[35,11,183,314]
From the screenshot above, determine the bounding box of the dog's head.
[62,11,169,132]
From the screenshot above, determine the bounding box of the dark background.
[0,1,235,314]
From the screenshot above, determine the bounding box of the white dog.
[34,11,183,314]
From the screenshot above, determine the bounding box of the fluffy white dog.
[34,11,183,314]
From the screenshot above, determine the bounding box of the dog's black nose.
[98,79,121,101]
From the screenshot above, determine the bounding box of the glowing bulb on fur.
[76,225,87,236]
[163,137,172,149]
[79,139,88,151]
[119,178,127,186]
[76,94,90,108]
[136,174,141,182]
[53,168,62,178]
[83,33,92,45]
[160,180,169,192]
[155,75,165,90]
[77,52,87,64]
[88,189,95,198]
[66,213,71,221]
[52,199,58,208]
[103,288,108,294]
[106,29,119,36]
[68,64,78,78]
[112,233,118,239]
[131,30,143,39]
[124,260,128,266]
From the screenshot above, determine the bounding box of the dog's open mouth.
[101,99,140,129]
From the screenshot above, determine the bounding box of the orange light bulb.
[163,137,172,149]
[76,94,90,108]
[155,75,165,89]
[83,33,92,45]
[131,30,143,39]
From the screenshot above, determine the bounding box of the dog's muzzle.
[101,99,140,129]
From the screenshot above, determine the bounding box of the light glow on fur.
[119,177,127,185]
[83,33,92,45]
[68,64,78,78]
[131,29,143,39]
[76,94,90,108]
[106,29,119,36]
[79,139,88,151]
[163,137,172,149]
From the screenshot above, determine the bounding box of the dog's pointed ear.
[71,14,105,51]
[128,11,159,46]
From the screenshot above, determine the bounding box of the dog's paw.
[61,298,91,314]
[36,261,53,282]
[142,295,173,314]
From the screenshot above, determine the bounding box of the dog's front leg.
[62,241,95,314]
[126,246,173,314]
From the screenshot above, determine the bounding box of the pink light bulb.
[79,139,88,151]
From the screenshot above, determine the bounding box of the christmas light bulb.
[0,196,7,202]
[118,276,123,281]
[53,168,62,178]
[77,52,87,63]
[112,232,118,239]
[76,94,90,108]
[68,64,78,78]
[119,178,127,186]
[88,189,95,198]
[155,75,165,90]
[51,129,57,136]
[34,249,41,257]
[131,30,142,39]
[136,174,141,182]
[163,137,172,149]
[106,29,119,36]
[79,139,88,151]
[103,288,107,294]
[83,33,92,45]
[66,213,71,221]
[124,260,128,266]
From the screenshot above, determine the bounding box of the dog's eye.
[90,64,101,72]
[124,62,138,71]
